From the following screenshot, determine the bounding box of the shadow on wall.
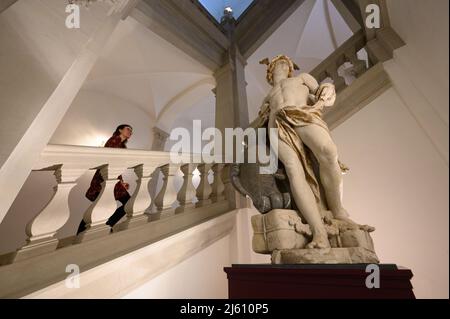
[0,171,56,255]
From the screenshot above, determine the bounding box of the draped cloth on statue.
[251,103,348,203]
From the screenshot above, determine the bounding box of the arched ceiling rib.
[77,16,215,126]
[156,79,215,132]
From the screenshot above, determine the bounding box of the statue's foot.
[306,229,330,249]
[334,214,357,225]
[334,209,375,232]
[333,208,357,225]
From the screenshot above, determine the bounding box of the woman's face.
[119,126,133,139]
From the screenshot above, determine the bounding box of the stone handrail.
[2,144,230,265]
[310,29,368,92]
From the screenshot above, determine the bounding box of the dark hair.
[114,124,132,135]
[113,124,132,145]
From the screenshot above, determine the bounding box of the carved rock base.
[252,209,379,264]
[272,247,379,264]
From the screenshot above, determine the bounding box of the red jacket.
[85,134,130,202]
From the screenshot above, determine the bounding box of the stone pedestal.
[251,209,379,264]
[224,264,415,299]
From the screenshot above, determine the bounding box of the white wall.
[332,88,448,299]
[0,88,155,255]
[387,0,449,112]
[122,208,270,299]
[50,89,154,150]
[0,0,129,225]
[0,0,111,167]
[385,0,448,163]
[123,235,232,298]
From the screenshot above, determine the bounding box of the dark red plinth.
[224,264,415,299]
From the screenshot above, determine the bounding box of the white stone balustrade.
[344,46,367,78]
[326,64,347,92]
[1,144,228,259]
[15,165,85,261]
[311,29,367,92]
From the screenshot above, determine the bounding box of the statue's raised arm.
[299,72,336,108]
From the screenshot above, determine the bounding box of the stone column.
[175,163,197,214]
[214,46,249,136]
[151,126,170,151]
[214,14,250,209]
[148,126,170,214]
[15,165,85,261]
[214,11,249,149]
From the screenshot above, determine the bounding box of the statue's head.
[259,55,300,85]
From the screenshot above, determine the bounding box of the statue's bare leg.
[274,136,330,248]
[295,125,355,224]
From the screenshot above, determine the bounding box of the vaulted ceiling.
[198,0,254,22]
[246,0,353,118]
[73,0,356,142]
[82,15,214,132]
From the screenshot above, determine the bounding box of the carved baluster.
[153,163,179,218]
[210,163,225,203]
[14,165,85,261]
[77,164,126,241]
[195,163,212,207]
[345,47,367,78]
[146,167,161,214]
[326,63,346,92]
[112,164,155,230]
[175,163,197,214]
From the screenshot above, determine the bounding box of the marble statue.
[231,55,379,264]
